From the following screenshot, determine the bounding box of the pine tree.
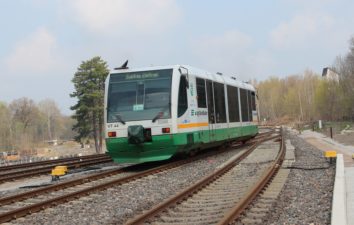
[70,56,109,153]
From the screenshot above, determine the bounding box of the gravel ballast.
[13,144,251,225]
[5,130,335,225]
[265,130,335,225]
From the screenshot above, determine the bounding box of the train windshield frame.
[107,69,173,123]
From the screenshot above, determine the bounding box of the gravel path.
[265,130,335,225]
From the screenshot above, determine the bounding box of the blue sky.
[1,0,353,115]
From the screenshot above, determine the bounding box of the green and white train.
[104,65,258,163]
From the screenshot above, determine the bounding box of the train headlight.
[108,131,117,137]
[162,128,170,133]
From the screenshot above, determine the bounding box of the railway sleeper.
[246,212,268,219]
[24,198,47,204]
[152,220,216,225]
[196,187,242,193]
[184,198,235,204]
[250,202,272,209]
[170,204,231,212]
[180,204,234,212]
[157,214,221,224]
[204,183,247,188]
[163,209,225,218]
[180,201,236,209]
[194,192,241,198]
[249,207,269,213]
[151,223,196,225]
[257,195,275,200]
[240,217,263,225]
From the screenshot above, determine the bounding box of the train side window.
[248,90,252,121]
[251,91,256,110]
[227,85,240,122]
[206,80,215,124]
[196,78,207,108]
[178,76,188,117]
[240,88,249,122]
[213,82,227,123]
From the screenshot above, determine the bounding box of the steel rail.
[0,167,125,206]
[0,132,278,223]
[217,127,285,225]
[230,130,275,148]
[249,130,276,142]
[0,157,112,184]
[125,134,281,225]
[0,153,210,223]
[0,135,267,207]
[0,154,109,172]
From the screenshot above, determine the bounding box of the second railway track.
[0,154,112,184]
[0,129,280,224]
[0,154,110,173]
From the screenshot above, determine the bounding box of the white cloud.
[191,30,275,80]
[270,13,334,48]
[4,28,61,74]
[66,0,181,34]
[284,0,336,7]
[195,30,252,54]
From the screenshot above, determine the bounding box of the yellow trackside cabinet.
[324,151,337,158]
[51,166,68,181]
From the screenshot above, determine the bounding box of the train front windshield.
[107,69,173,123]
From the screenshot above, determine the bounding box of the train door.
[206,80,216,141]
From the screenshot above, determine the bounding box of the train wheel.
[189,149,197,157]
[189,148,201,157]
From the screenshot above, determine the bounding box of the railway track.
[125,129,284,225]
[230,138,292,225]
[0,131,278,223]
[0,154,112,184]
[0,154,109,172]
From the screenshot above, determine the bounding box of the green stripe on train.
[105,125,258,163]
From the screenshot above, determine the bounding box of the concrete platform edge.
[331,154,347,225]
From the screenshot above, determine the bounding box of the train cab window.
[107,69,172,123]
[213,82,227,123]
[240,88,249,122]
[227,85,240,122]
[196,78,206,108]
[178,76,188,117]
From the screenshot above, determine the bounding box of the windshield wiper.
[152,112,164,123]
[115,114,126,125]
[152,103,170,123]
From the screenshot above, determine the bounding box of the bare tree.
[38,99,61,140]
[0,102,12,149]
[9,98,39,132]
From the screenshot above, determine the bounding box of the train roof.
[109,64,255,91]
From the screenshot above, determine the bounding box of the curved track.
[125,129,284,225]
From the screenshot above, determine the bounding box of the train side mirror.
[178,67,189,89]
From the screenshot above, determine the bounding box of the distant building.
[322,67,339,82]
